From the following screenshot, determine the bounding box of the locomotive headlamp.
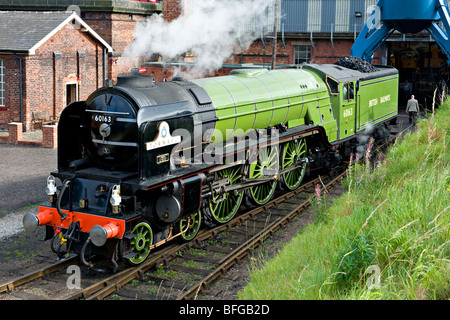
[110,185,121,214]
[45,175,57,203]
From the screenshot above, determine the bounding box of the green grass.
[238,102,449,300]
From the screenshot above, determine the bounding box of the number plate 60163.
[92,114,115,123]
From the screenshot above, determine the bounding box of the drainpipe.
[271,0,279,70]
[12,53,23,125]
[103,47,108,86]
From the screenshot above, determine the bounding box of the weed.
[310,183,330,223]
[333,234,376,286]
[238,101,450,300]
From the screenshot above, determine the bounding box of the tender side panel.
[357,74,399,132]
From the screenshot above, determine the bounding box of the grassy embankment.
[238,102,449,300]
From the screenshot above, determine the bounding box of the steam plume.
[121,0,276,79]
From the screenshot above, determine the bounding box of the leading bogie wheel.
[178,211,202,242]
[121,220,153,266]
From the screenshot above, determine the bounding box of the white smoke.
[121,0,276,79]
[356,122,375,159]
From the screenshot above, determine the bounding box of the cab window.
[326,76,339,95]
[342,82,354,101]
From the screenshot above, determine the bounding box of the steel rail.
[0,254,78,294]
[63,244,183,300]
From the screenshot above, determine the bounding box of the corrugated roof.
[0,11,113,53]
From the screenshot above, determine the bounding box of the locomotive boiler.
[23,60,399,267]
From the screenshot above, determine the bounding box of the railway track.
[0,254,78,295]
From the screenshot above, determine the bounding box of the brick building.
[0,11,112,131]
[0,0,162,84]
[77,1,161,80]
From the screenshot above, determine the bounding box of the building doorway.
[66,82,78,106]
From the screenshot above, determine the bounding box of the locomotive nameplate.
[146,121,182,151]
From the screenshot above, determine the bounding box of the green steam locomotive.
[23,59,398,266]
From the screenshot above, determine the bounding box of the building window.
[294,45,311,64]
[0,60,4,106]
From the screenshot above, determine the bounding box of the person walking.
[406,94,419,124]
[402,80,412,103]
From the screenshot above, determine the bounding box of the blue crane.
[351,0,450,65]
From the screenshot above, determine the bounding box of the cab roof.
[303,64,398,82]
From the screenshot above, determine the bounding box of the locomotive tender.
[23,61,398,266]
